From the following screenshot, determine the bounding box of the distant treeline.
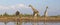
[0,11,40,17]
[0,11,60,17]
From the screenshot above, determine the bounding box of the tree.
[15,11,20,16]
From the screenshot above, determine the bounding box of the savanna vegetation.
[0,11,40,17]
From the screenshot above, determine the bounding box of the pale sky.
[0,0,60,16]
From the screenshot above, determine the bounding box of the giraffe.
[44,6,48,25]
[29,4,39,25]
[29,4,39,17]
[44,6,48,17]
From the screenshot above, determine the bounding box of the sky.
[0,0,60,16]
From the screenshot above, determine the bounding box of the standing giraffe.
[29,4,39,17]
[44,6,48,17]
[44,6,48,25]
[29,4,39,25]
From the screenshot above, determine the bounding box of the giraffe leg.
[34,13,38,19]
[34,14,37,17]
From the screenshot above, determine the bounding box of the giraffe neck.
[30,6,38,12]
[44,8,48,17]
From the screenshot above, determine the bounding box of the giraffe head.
[29,4,32,7]
[46,6,48,9]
